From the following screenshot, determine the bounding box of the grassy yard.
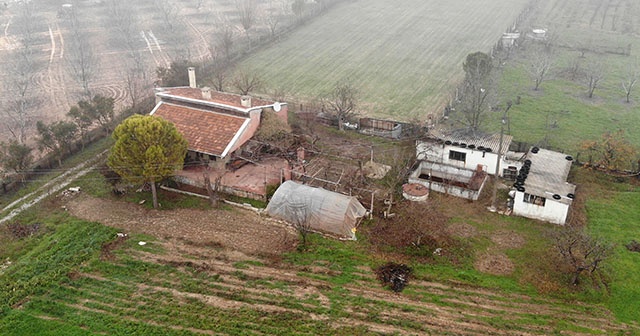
[236,0,531,121]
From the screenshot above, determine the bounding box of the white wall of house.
[512,191,569,225]
[417,142,519,177]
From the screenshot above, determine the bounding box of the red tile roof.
[160,87,273,108]
[152,103,248,157]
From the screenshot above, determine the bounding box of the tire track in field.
[47,233,638,335]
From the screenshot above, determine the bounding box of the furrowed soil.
[54,194,637,335]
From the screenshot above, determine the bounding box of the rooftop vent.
[188,67,196,88]
[201,87,211,100]
[240,95,252,108]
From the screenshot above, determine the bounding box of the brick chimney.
[188,67,196,88]
[201,87,211,100]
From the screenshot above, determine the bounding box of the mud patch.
[474,252,514,275]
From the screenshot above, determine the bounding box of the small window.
[503,166,517,180]
[523,193,546,206]
[449,150,466,162]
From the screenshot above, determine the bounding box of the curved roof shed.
[266,181,367,240]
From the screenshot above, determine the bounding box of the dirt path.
[0,151,107,224]
[65,194,297,256]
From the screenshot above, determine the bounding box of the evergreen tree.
[107,115,188,208]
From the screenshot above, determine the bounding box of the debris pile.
[375,262,413,293]
[6,222,41,239]
[626,240,640,252]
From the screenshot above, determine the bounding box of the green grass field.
[237,0,531,121]
[484,0,640,153]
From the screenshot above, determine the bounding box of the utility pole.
[489,102,512,212]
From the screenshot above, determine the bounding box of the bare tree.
[123,67,150,109]
[326,79,358,131]
[584,59,606,98]
[551,226,612,288]
[66,6,98,97]
[528,49,553,91]
[291,0,306,21]
[264,0,283,37]
[460,52,492,132]
[231,68,263,95]
[108,0,146,79]
[157,0,180,32]
[236,0,256,44]
[3,1,42,144]
[213,18,238,61]
[622,59,639,103]
[289,201,312,249]
[210,52,231,91]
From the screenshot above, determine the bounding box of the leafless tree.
[203,168,222,208]
[3,1,43,144]
[551,225,612,288]
[326,79,358,131]
[157,0,180,32]
[584,59,606,98]
[213,17,238,62]
[236,0,256,44]
[264,0,283,37]
[66,6,98,97]
[289,201,312,249]
[231,68,263,95]
[291,0,306,21]
[107,0,146,79]
[460,52,492,132]
[528,49,553,91]
[210,52,231,91]
[123,67,150,109]
[622,59,639,103]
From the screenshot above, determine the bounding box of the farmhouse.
[510,147,576,225]
[150,67,288,167]
[417,129,522,178]
[266,181,367,240]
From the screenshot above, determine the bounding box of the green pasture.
[236,0,531,121]
[481,0,640,152]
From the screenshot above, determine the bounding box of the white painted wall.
[416,143,520,177]
[512,191,569,225]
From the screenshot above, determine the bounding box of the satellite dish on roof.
[273,102,282,112]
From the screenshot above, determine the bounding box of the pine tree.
[108,115,188,208]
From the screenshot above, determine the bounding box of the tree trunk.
[151,182,159,209]
[204,170,218,208]
[572,269,584,286]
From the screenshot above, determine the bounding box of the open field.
[0,0,273,142]
[0,198,637,335]
[481,0,640,153]
[240,0,532,122]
